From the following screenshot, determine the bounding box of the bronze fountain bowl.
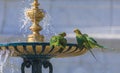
[0,42,87,58]
[0,42,88,73]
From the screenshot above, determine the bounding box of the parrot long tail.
[88,49,97,61]
[84,40,97,61]
[96,44,104,49]
[96,44,114,51]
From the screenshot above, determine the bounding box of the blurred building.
[0,0,120,35]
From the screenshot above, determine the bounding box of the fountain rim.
[0,42,77,47]
[0,42,88,58]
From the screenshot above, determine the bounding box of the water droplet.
[0,50,10,73]
[41,11,56,40]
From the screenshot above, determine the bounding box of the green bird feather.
[74,29,113,60]
[74,29,97,60]
[83,34,107,49]
[76,34,85,49]
[74,29,109,50]
[50,32,67,53]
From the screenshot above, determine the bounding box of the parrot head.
[59,32,66,37]
[74,29,82,34]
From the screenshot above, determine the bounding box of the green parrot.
[73,29,85,49]
[83,34,106,49]
[74,29,109,49]
[74,29,104,60]
[50,32,67,53]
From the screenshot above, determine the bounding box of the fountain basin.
[0,42,87,58]
[0,42,88,73]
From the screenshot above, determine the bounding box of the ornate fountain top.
[32,0,39,7]
[26,0,45,42]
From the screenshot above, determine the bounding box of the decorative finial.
[26,0,45,42]
[32,0,39,8]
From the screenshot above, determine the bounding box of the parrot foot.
[77,45,85,51]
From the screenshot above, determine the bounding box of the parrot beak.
[64,33,66,36]
[74,29,78,33]
[62,32,66,37]
[74,30,75,32]
[59,32,66,37]
[74,29,82,34]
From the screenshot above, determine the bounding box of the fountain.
[0,0,101,73]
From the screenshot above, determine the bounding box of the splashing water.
[20,0,56,41]
[20,9,56,41]
[20,8,31,33]
[19,0,32,41]
[41,11,56,40]
[21,0,32,6]
[5,57,22,73]
[0,50,10,73]
[17,8,31,42]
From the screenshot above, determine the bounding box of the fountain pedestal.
[21,56,53,73]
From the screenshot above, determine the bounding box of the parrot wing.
[83,34,111,50]
[50,35,67,48]
[61,38,67,47]
[57,36,67,53]
[82,35,97,60]
[76,35,85,45]
[50,36,58,47]
[83,34,97,43]
[76,34,86,49]
[83,34,101,48]
[59,37,67,48]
